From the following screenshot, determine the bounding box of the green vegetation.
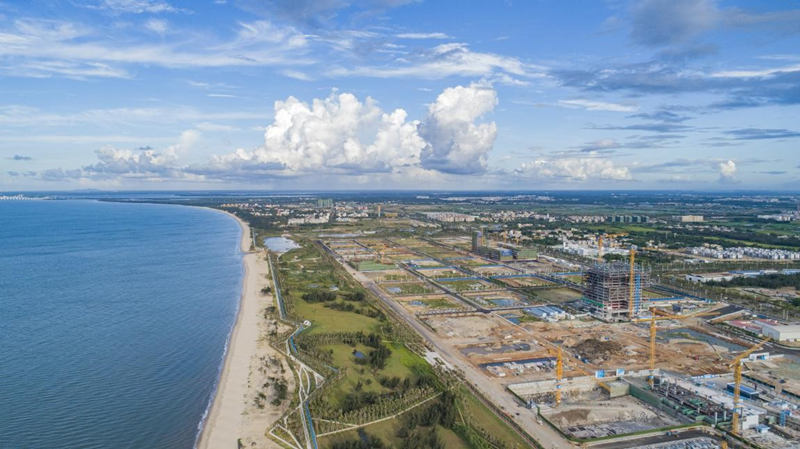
[330,433,387,449]
[356,260,396,271]
[706,272,800,290]
[383,283,435,295]
[532,287,583,303]
[322,387,532,449]
[383,273,412,281]
[275,239,532,449]
[705,273,800,308]
[417,298,456,309]
[439,279,491,292]
[456,385,532,449]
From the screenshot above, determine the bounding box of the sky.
[2,0,800,191]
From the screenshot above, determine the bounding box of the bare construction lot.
[543,392,684,439]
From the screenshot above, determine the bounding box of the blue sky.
[2,0,800,190]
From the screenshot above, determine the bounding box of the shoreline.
[195,210,285,449]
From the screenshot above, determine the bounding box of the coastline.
[196,210,287,449]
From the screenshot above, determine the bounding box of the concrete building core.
[583,262,650,321]
[472,230,483,251]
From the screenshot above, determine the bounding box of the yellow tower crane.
[597,233,628,263]
[546,342,611,406]
[555,346,563,405]
[729,337,770,436]
[597,235,604,262]
[634,307,718,387]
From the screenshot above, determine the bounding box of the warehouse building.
[759,323,800,342]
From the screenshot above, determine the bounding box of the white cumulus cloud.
[37,85,502,184]
[419,83,498,174]
[203,84,498,180]
[203,91,427,178]
[73,129,199,180]
[719,159,736,181]
[516,157,632,181]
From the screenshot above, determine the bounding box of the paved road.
[590,429,722,449]
[335,256,575,449]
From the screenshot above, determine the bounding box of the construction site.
[318,231,800,449]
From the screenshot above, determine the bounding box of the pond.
[263,236,300,253]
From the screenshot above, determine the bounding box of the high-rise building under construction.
[472,230,483,251]
[583,261,650,321]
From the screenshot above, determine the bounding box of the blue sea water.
[0,200,243,449]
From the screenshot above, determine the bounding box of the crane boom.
[634,308,718,387]
[729,337,770,436]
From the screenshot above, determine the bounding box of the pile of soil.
[571,338,622,363]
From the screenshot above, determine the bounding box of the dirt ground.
[544,393,682,439]
[520,320,729,374]
[423,313,522,341]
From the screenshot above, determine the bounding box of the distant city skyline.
[2,0,800,190]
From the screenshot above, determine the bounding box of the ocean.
[0,200,243,449]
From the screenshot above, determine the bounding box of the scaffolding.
[583,262,650,321]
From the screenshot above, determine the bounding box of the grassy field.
[320,418,469,449]
[357,260,397,271]
[420,297,458,309]
[382,282,437,295]
[440,279,494,292]
[279,243,384,335]
[382,273,413,281]
[319,384,531,449]
[320,342,428,407]
[534,287,584,303]
[457,385,532,449]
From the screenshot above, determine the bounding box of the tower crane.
[729,337,770,436]
[597,232,628,263]
[544,341,612,406]
[634,307,718,387]
[597,235,604,262]
[554,346,563,405]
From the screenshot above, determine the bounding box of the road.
[334,253,575,449]
[590,429,723,449]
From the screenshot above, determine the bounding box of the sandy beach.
[196,212,292,449]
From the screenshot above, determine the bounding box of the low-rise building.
[759,323,800,342]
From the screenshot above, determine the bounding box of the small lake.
[263,236,300,253]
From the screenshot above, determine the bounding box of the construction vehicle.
[729,337,770,436]
[634,307,718,387]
